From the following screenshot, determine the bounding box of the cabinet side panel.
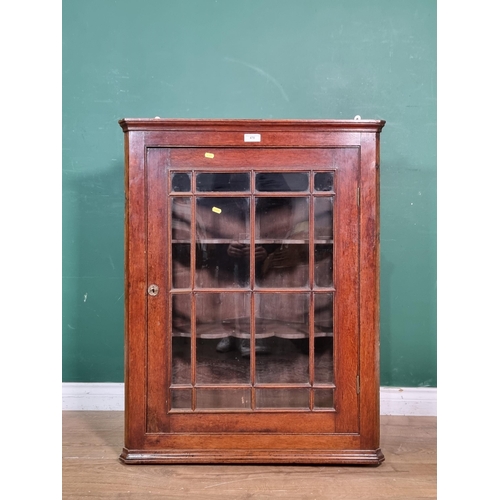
[124,131,148,449]
[359,133,381,450]
[146,148,170,433]
[333,147,360,433]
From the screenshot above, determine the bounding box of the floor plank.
[63,412,436,499]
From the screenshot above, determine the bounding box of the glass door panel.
[167,170,340,411]
[155,151,356,421]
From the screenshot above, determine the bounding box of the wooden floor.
[62,412,436,499]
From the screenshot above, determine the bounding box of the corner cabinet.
[118,118,385,465]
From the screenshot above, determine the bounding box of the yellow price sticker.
[212,207,222,214]
[205,152,214,158]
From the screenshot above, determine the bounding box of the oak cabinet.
[118,118,385,464]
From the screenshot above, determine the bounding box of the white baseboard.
[379,386,436,416]
[62,383,125,411]
[62,383,436,416]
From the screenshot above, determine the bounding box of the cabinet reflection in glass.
[256,197,309,288]
[169,171,335,409]
[196,197,250,288]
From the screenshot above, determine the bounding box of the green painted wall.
[62,0,436,386]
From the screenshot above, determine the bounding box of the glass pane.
[314,389,334,409]
[256,293,309,337]
[256,389,309,409]
[172,244,191,288]
[196,197,250,288]
[314,197,333,241]
[172,294,191,336]
[196,173,250,192]
[196,292,251,337]
[171,172,191,192]
[196,389,251,409]
[171,197,191,288]
[314,172,334,191]
[255,293,309,384]
[256,197,309,288]
[172,337,191,385]
[195,337,251,385]
[314,293,333,336]
[172,295,191,385]
[255,337,309,384]
[314,293,334,384]
[171,389,191,409]
[314,197,333,287]
[314,245,333,287]
[256,173,309,192]
[196,293,250,385]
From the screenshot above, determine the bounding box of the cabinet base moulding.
[119,448,385,465]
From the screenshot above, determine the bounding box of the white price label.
[244,133,261,142]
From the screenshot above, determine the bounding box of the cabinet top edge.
[118,118,386,133]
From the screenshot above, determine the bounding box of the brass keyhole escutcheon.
[148,284,159,296]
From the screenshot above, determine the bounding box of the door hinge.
[357,187,360,207]
[356,375,360,394]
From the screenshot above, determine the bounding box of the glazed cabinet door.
[144,146,360,449]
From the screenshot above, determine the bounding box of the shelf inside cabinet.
[172,318,333,339]
[172,239,333,244]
